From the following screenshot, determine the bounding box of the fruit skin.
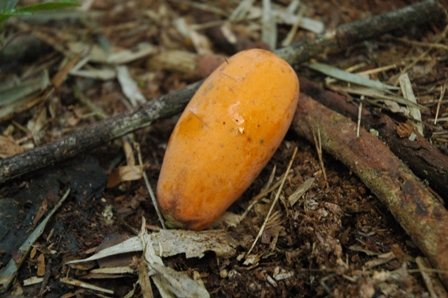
[157,49,300,230]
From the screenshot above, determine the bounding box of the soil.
[0,0,447,297]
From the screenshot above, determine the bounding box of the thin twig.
[312,127,329,189]
[135,143,166,229]
[240,174,283,221]
[357,97,363,138]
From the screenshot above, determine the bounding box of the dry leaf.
[210,211,243,228]
[139,219,210,298]
[68,42,156,64]
[116,66,147,107]
[173,18,213,55]
[107,165,144,188]
[0,136,24,158]
[399,73,423,136]
[67,229,239,265]
[26,105,47,142]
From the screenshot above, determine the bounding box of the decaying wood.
[363,115,448,201]
[0,0,443,184]
[299,76,448,200]
[292,94,448,287]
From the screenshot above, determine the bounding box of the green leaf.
[0,0,20,12]
[15,0,80,13]
[0,0,80,28]
[0,12,17,28]
[0,13,13,22]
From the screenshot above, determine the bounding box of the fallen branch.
[0,0,444,183]
[292,94,448,287]
[0,81,202,183]
[299,76,448,200]
[275,0,445,65]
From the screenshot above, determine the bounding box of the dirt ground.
[1,0,447,297]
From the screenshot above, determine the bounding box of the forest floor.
[1,0,448,297]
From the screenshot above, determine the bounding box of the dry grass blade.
[312,127,329,189]
[229,0,255,21]
[357,97,363,138]
[356,64,398,76]
[308,62,399,90]
[396,37,448,50]
[135,143,165,229]
[416,257,448,298]
[288,177,315,207]
[281,1,306,47]
[72,84,107,120]
[434,85,446,125]
[247,147,297,255]
[266,210,285,228]
[0,189,71,291]
[116,66,147,107]
[399,73,423,135]
[0,70,49,106]
[261,0,277,49]
[390,23,448,85]
[337,86,425,110]
[60,277,114,295]
[262,165,277,193]
[240,166,280,220]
